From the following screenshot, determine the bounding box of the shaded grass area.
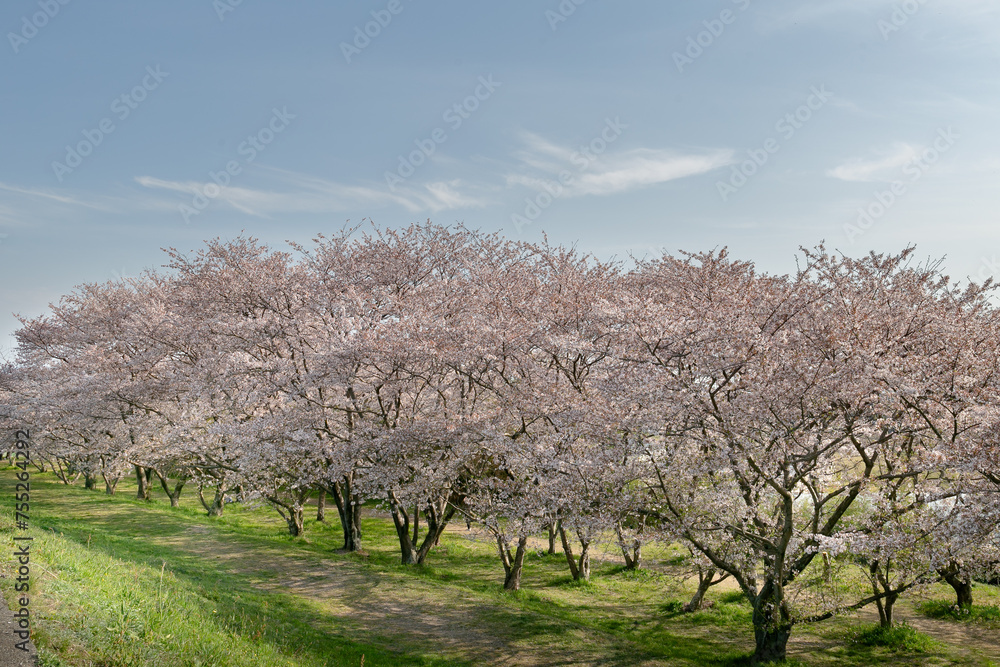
[1,469,995,666]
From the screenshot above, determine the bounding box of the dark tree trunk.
[134,464,151,501]
[273,504,304,536]
[198,484,226,517]
[751,581,792,664]
[499,535,528,591]
[868,560,901,628]
[50,457,71,484]
[547,522,557,555]
[102,470,120,495]
[100,456,119,495]
[103,476,119,495]
[686,574,714,612]
[329,477,362,552]
[267,487,309,537]
[85,472,98,490]
[684,562,728,612]
[559,522,579,579]
[940,562,974,610]
[558,523,591,581]
[388,493,456,566]
[285,508,305,537]
[389,499,417,565]
[316,486,326,522]
[615,523,642,570]
[873,591,899,628]
[153,469,185,508]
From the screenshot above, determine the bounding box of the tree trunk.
[102,472,120,495]
[685,568,717,612]
[868,560,900,628]
[883,593,898,627]
[267,488,308,537]
[414,497,455,563]
[198,484,226,517]
[558,523,591,581]
[547,522,557,555]
[134,464,151,501]
[153,469,185,507]
[85,472,98,490]
[615,523,642,570]
[329,478,362,552]
[285,507,304,537]
[389,498,417,565]
[388,494,456,565]
[940,562,974,610]
[559,522,580,579]
[316,487,326,522]
[751,581,792,664]
[578,538,591,581]
[873,590,898,628]
[501,536,528,591]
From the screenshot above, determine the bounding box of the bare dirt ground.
[0,593,36,667]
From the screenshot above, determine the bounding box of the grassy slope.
[0,468,997,667]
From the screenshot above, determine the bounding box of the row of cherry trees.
[3,222,999,663]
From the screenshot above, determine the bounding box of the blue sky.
[2,0,999,353]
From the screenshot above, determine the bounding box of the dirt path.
[149,515,1000,665]
[407,518,1000,664]
[856,604,1000,664]
[0,592,35,667]
[154,524,665,666]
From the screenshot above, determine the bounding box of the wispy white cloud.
[827,143,921,182]
[574,150,734,196]
[136,167,490,217]
[0,182,113,211]
[505,134,732,198]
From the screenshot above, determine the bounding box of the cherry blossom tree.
[615,247,999,663]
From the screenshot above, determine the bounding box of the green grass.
[917,600,1000,624]
[0,473,466,666]
[847,622,938,652]
[1,468,997,666]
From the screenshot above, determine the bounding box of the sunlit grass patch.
[847,622,937,652]
[917,600,1000,624]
